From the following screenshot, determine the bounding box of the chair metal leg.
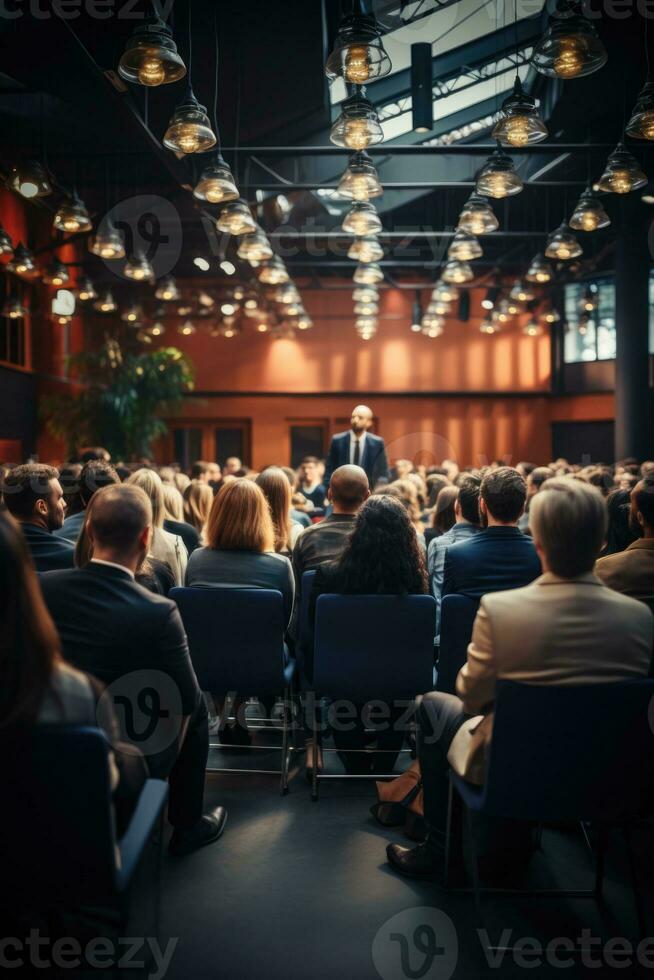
[623,824,647,940]
[311,708,321,802]
[280,688,291,796]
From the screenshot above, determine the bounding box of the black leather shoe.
[169,807,227,856]
[386,841,444,880]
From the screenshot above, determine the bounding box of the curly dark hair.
[335,494,428,595]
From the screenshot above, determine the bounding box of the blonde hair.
[125,468,165,528]
[390,478,422,527]
[163,483,184,522]
[206,479,275,553]
[184,481,214,536]
[255,467,292,553]
[529,477,607,577]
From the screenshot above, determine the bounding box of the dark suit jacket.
[442,525,542,602]
[324,431,389,488]
[21,522,75,573]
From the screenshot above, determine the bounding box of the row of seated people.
[1,456,653,878]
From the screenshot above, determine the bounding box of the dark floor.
[159,729,654,980]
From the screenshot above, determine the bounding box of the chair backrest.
[170,587,286,695]
[0,726,117,907]
[483,679,654,822]
[313,594,435,701]
[298,569,317,668]
[437,594,479,694]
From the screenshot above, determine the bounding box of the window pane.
[563,278,616,363]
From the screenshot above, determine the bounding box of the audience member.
[190,460,221,484]
[424,484,457,548]
[388,479,653,879]
[388,478,426,550]
[58,462,83,516]
[598,487,639,558]
[56,459,120,543]
[596,474,654,601]
[392,459,414,481]
[183,481,214,542]
[2,463,74,571]
[282,466,312,527]
[516,461,536,479]
[223,456,242,477]
[163,483,201,556]
[426,473,451,510]
[518,465,554,532]
[255,466,299,554]
[297,456,326,510]
[126,468,188,585]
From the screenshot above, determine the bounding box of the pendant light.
[325,12,391,83]
[569,187,610,230]
[626,79,654,140]
[118,16,186,86]
[342,202,382,236]
[89,220,125,260]
[545,223,583,260]
[525,254,553,284]
[506,297,522,316]
[178,319,197,337]
[421,315,444,338]
[596,143,647,195]
[523,317,542,337]
[53,193,92,233]
[122,302,143,324]
[531,4,607,79]
[476,146,523,199]
[480,315,498,334]
[0,224,13,255]
[94,290,117,313]
[7,160,52,199]
[481,285,500,310]
[155,276,180,301]
[330,91,384,149]
[353,262,383,285]
[353,286,378,303]
[77,276,97,301]
[42,260,69,286]
[348,236,384,263]
[297,314,313,331]
[543,306,561,324]
[275,283,300,305]
[149,321,166,338]
[163,90,216,154]
[495,298,512,323]
[428,300,451,317]
[237,228,273,263]
[579,284,598,313]
[2,296,26,319]
[447,231,482,261]
[193,153,238,203]
[510,279,535,303]
[258,256,289,285]
[124,251,154,281]
[354,299,379,316]
[337,151,383,201]
[433,282,459,303]
[457,194,499,235]
[217,199,257,235]
[491,76,548,146]
[441,260,473,284]
[7,244,38,279]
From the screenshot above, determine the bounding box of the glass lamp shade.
[428,300,451,317]
[342,202,382,236]
[77,276,97,302]
[297,314,313,330]
[163,93,216,154]
[531,13,607,79]
[42,260,70,286]
[149,322,165,337]
[53,194,92,234]
[476,148,523,199]
[353,286,378,303]
[626,80,654,140]
[193,155,239,203]
[155,276,180,301]
[3,296,26,319]
[510,279,535,303]
[337,152,383,201]
[237,228,273,263]
[569,188,610,230]
[579,285,598,313]
[353,262,383,285]
[216,199,257,235]
[0,224,13,255]
[543,307,561,324]
[7,160,52,199]
[457,194,499,235]
[89,221,125,259]
[525,254,553,284]
[491,77,548,146]
[258,256,289,285]
[356,314,378,329]
[357,326,377,341]
[348,236,384,263]
[523,318,543,337]
[447,230,482,261]
[274,283,301,305]
[506,298,522,315]
[330,92,384,149]
[354,300,379,316]
[433,282,459,303]
[494,299,512,323]
[325,13,391,83]
[121,303,143,323]
[596,143,647,195]
[124,251,154,281]
[421,315,444,338]
[480,315,498,334]
[118,18,186,86]
[94,290,117,313]
[544,223,583,260]
[7,243,38,279]
[178,320,197,337]
[441,260,473,284]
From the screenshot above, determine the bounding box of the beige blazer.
[447,572,653,785]
[595,538,654,600]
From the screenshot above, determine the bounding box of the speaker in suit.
[324,430,389,488]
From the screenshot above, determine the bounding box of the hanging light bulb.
[155,276,180,301]
[481,286,500,310]
[89,220,125,260]
[579,283,598,313]
[53,193,92,234]
[124,251,154,281]
[523,317,543,337]
[626,79,654,140]
[427,300,451,317]
[330,91,384,150]
[545,222,583,260]
[543,306,561,324]
[476,146,523,199]
[7,160,52,199]
[569,187,610,230]
[42,260,70,286]
[118,16,186,86]
[433,282,459,303]
[325,12,391,83]
[76,276,97,301]
[258,256,289,285]
[491,76,548,146]
[354,300,379,316]
[121,302,143,324]
[480,314,498,334]
[494,298,512,323]
[274,283,301,305]
[2,296,26,319]
[525,254,553,284]
[441,260,473,284]
[216,198,257,235]
[297,314,313,330]
[348,236,384,263]
[447,230,482,261]
[0,224,13,255]
[531,6,607,79]
[149,321,165,337]
[510,279,535,303]
[93,290,117,313]
[596,143,647,195]
[193,152,239,203]
[178,319,197,337]
[353,286,378,303]
[7,243,38,279]
[163,90,216,154]
[237,227,273,263]
[506,297,522,315]
[353,262,383,285]
[421,315,444,338]
[457,194,499,235]
[337,151,383,201]
[342,202,382,236]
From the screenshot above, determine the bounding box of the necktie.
[353,439,360,466]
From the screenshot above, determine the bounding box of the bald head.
[329,464,370,513]
[87,484,152,555]
[351,404,373,435]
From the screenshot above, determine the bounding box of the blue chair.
[436,594,479,694]
[311,593,436,799]
[446,679,654,944]
[297,569,317,678]
[170,587,296,793]
[0,726,167,922]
